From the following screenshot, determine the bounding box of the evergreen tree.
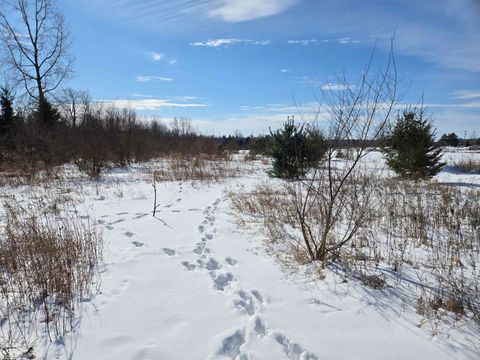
[0,87,15,137]
[382,109,446,180]
[35,99,61,128]
[269,117,325,179]
[439,132,460,147]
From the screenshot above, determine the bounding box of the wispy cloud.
[452,91,480,100]
[427,102,480,109]
[286,38,359,46]
[291,0,480,72]
[281,69,291,73]
[148,52,164,62]
[78,1,480,72]
[97,98,208,110]
[78,0,297,30]
[146,51,177,65]
[136,75,173,83]
[287,39,317,46]
[337,37,359,44]
[321,83,356,91]
[208,0,298,22]
[190,38,271,48]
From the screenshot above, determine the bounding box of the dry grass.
[229,176,480,323]
[451,158,480,173]
[151,154,242,183]
[0,198,103,358]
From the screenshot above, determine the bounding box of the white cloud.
[190,38,271,48]
[321,83,356,91]
[254,40,272,45]
[148,52,165,62]
[281,69,291,73]
[452,91,480,100]
[190,39,243,47]
[287,39,317,46]
[77,1,480,72]
[146,51,177,65]
[337,37,360,44]
[97,99,208,110]
[426,102,480,109]
[136,75,173,82]
[208,0,298,22]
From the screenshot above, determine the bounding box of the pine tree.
[439,132,460,147]
[0,87,15,138]
[382,109,445,180]
[269,117,325,179]
[36,99,61,128]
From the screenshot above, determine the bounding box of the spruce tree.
[439,132,460,147]
[0,87,15,138]
[382,109,445,180]
[36,99,61,128]
[269,117,325,179]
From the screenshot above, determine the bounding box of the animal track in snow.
[205,258,221,271]
[132,241,144,248]
[225,257,237,266]
[109,218,125,225]
[211,272,234,291]
[216,329,246,359]
[182,261,196,271]
[254,317,267,336]
[116,212,129,216]
[234,290,256,316]
[124,231,135,238]
[272,333,318,360]
[132,213,148,219]
[193,243,208,255]
[162,248,176,256]
[250,290,264,304]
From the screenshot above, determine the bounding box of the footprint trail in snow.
[177,196,318,359]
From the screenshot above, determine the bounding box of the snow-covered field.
[1,149,479,359]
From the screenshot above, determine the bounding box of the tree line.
[0,88,239,179]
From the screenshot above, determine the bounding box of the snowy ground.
[1,150,480,359]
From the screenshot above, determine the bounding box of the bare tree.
[0,0,73,108]
[171,117,196,136]
[55,87,90,127]
[288,39,398,264]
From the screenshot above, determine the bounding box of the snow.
[1,150,480,359]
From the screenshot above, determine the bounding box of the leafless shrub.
[152,154,241,183]
[229,176,480,323]
[0,198,103,358]
[278,39,398,264]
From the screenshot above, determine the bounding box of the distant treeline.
[0,88,258,179]
[1,87,478,179]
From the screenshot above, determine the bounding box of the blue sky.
[57,0,480,136]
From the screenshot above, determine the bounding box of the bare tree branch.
[0,0,73,107]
